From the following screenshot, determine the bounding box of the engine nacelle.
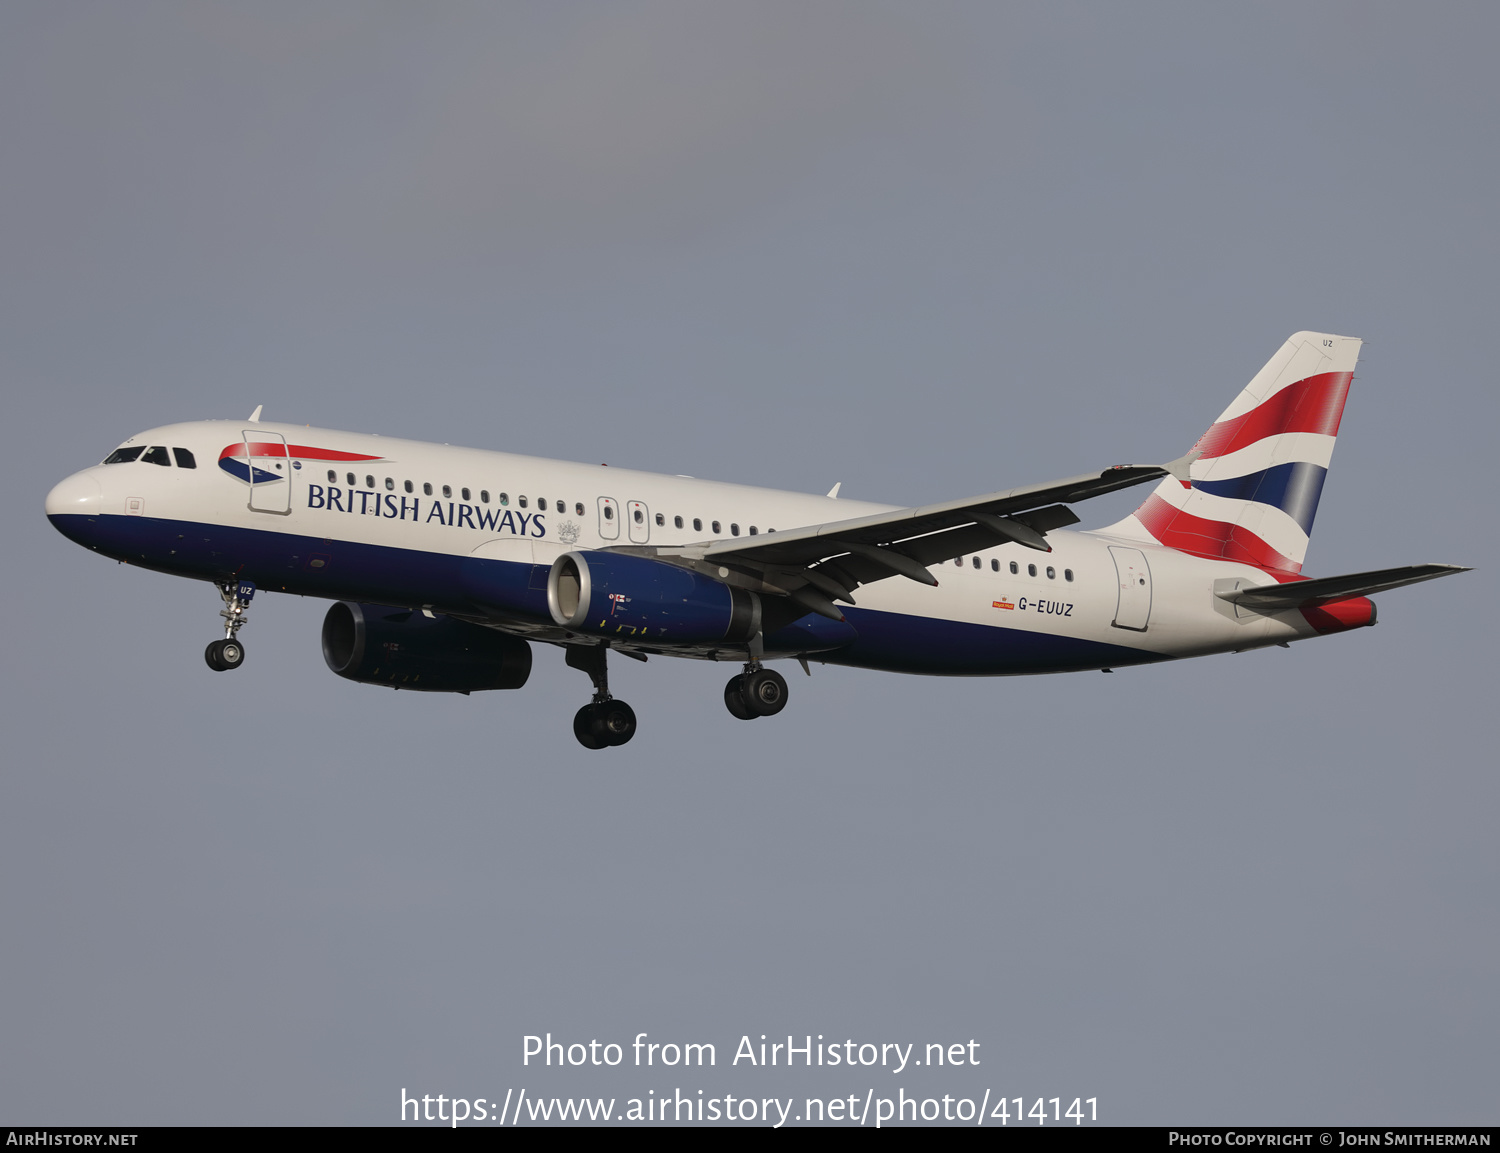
[321,602,532,693]
[547,550,758,643]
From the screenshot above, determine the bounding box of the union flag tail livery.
[44,330,1468,750]
[1115,332,1359,575]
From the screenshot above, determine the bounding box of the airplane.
[44,331,1468,750]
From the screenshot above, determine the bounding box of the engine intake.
[321,602,532,693]
[547,551,758,643]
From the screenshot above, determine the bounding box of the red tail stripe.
[1134,493,1302,574]
[1193,371,1352,460]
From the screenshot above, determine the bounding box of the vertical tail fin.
[1109,331,1361,574]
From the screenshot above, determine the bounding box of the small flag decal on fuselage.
[993,599,1014,610]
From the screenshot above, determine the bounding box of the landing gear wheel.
[724,675,756,720]
[204,638,245,672]
[573,704,607,750]
[742,668,788,716]
[596,700,637,747]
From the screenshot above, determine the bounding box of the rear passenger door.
[1108,546,1152,630]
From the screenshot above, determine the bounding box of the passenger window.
[499,493,509,506]
[348,473,357,486]
[693,518,702,532]
[405,480,414,494]
[574,502,584,516]
[480,490,489,503]
[973,557,981,569]
[172,448,196,469]
[655,513,664,526]
[327,469,337,483]
[519,495,528,508]
[675,516,684,529]
[1010,561,1018,574]
[424,483,433,496]
[711,521,721,534]
[557,499,565,513]
[385,478,395,491]
[954,557,963,567]
[462,487,471,501]
[1046,566,1055,579]
[1065,569,1074,582]
[991,559,999,572]
[1028,564,1037,577]
[442,485,452,498]
[749,526,757,535]
[365,475,375,489]
[142,446,171,466]
[103,446,145,464]
[538,498,547,511]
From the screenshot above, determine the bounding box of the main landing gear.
[205,580,254,672]
[723,664,788,721]
[566,644,637,750]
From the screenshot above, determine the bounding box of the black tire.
[743,668,788,716]
[723,675,756,720]
[596,700,637,747]
[573,704,606,750]
[204,639,245,672]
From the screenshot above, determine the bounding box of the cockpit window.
[141,446,171,466]
[104,446,145,464]
[172,448,196,469]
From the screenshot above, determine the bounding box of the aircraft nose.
[46,471,103,520]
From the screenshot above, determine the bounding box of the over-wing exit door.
[597,496,620,541]
[627,501,650,543]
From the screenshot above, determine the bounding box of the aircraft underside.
[51,510,1166,697]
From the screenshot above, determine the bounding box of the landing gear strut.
[566,644,637,750]
[205,580,254,672]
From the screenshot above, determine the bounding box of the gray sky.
[2,2,1495,1125]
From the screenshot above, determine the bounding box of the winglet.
[247,405,263,423]
[827,482,841,499]
[1164,449,1201,483]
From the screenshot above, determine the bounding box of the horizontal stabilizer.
[1217,564,1470,610]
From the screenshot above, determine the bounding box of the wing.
[624,461,1179,622]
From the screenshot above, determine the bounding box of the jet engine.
[321,602,532,693]
[546,551,758,643]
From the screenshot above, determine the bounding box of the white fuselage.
[45,419,1342,676]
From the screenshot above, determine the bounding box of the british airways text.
[305,484,547,537]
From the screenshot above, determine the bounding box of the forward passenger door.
[244,431,292,515]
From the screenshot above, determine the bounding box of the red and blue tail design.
[1111,332,1361,574]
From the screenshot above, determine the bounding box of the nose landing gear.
[205,580,254,672]
[566,644,637,749]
